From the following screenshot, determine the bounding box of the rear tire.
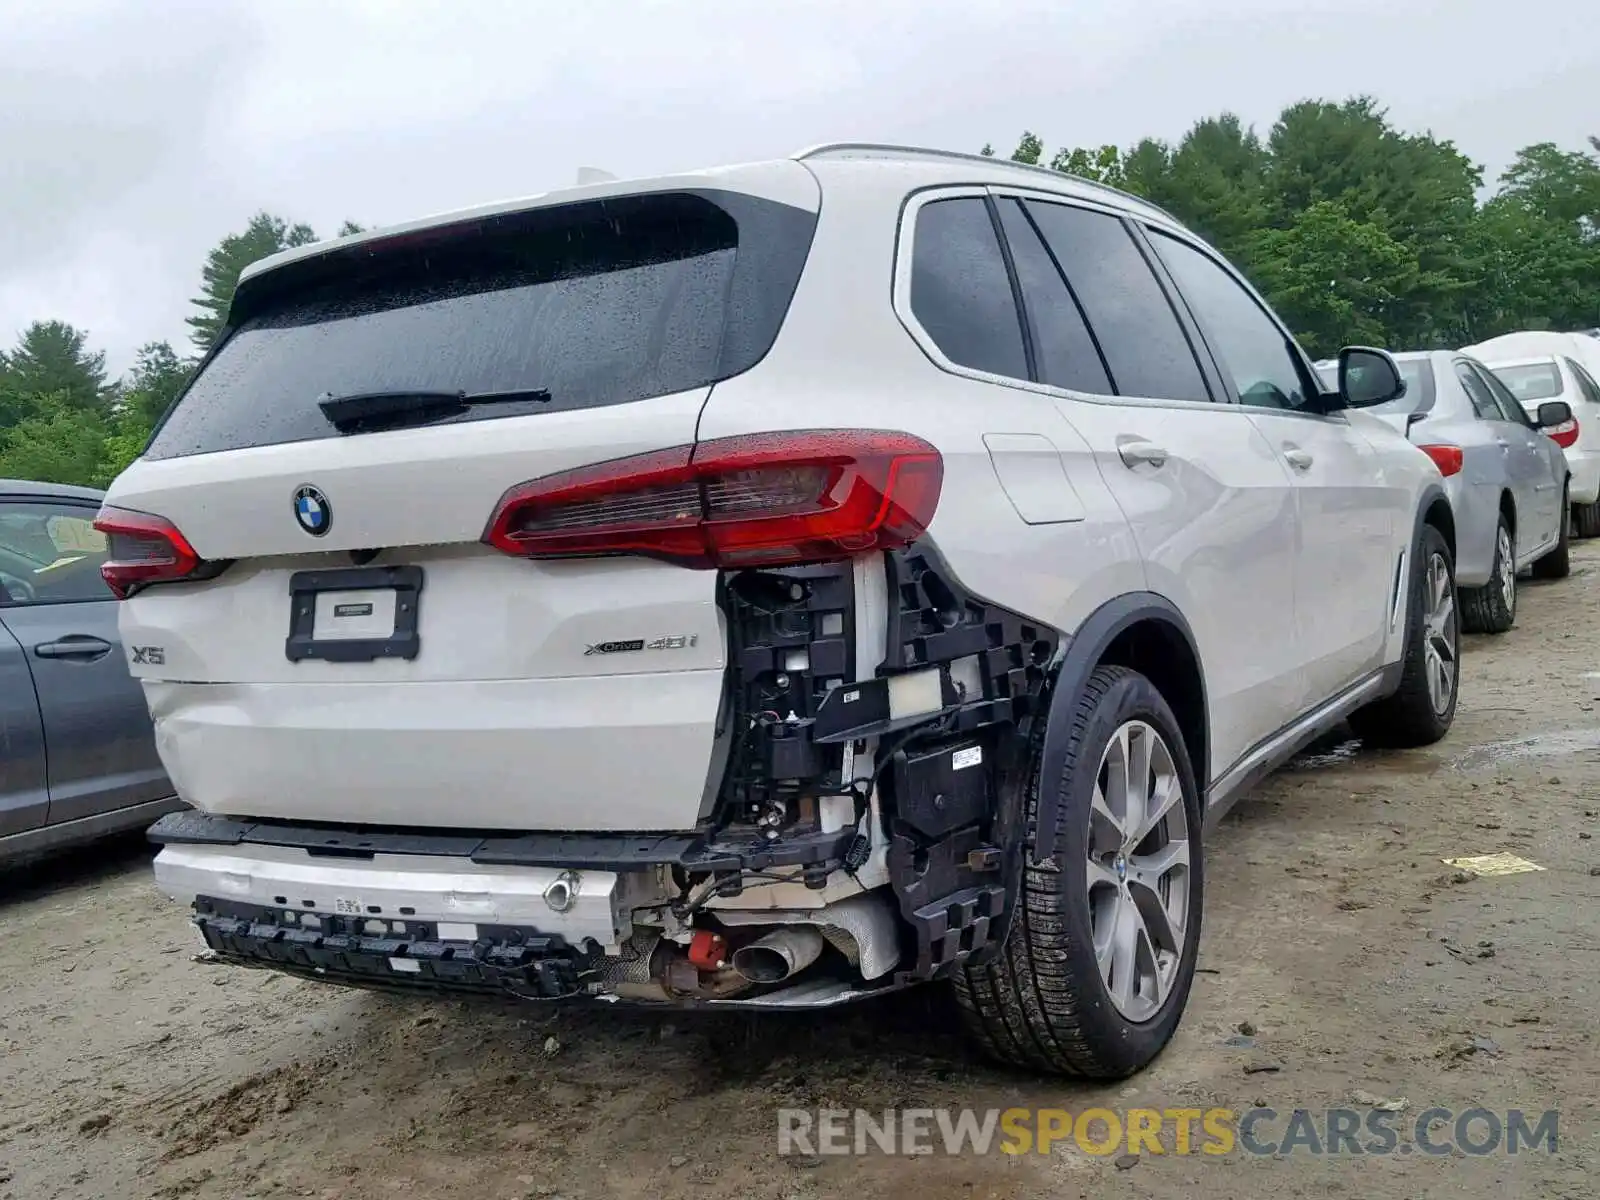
[953,665,1203,1078]
[1349,524,1459,748]
[1531,484,1571,580]
[1573,499,1600,539]
[1460,515,1515,634]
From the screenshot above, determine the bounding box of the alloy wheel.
[1086,720,1192,1023]
[1497,526,1516,615]
[1423,551,1458,716]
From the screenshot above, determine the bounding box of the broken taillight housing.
[93,506,203,599]
[482,429,944,569]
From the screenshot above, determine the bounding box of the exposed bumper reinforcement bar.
[149,810,853,874]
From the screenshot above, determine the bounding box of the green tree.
[92,340,195,484]
[1048,144,1126,186]
[1498,141,1600,233]
[0,393,108,487]
[1008,132,1044,166]
[187,212,318,352]
[0,320,112,418]
[119,341,191,431]
[1247,201,1419,357]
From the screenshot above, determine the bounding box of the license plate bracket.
[286,565,423,663]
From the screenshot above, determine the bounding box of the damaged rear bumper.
[150,812,906,1009]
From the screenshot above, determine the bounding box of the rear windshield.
[1487,361,1563,403]
[1315,358,1435,414]
[146,190,817,460]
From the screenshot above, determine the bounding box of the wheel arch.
[1420,485,1454,562]
[1034,592,1208,860]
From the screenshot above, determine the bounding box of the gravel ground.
[3,544,1599,1200]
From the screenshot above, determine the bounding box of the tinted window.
[1456,362,1503,420]
[1488,361,1563,403]
[909,197,1028,380]
[1024,202,1209,403]
[0,501,113,605]
[1149,232,1312,411]
[994,200,1112,394]
[1470,362,1533,425]
[1565,359,1600,406]
[147,192,817,460]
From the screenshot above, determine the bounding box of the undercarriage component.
[711,890,902,981]
[731,926,825,982]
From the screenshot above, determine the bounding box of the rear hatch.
[104,168,820,832]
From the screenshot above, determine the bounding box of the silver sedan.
[1317,350,1572,633]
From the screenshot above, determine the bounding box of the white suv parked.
[104,144,1457,1078]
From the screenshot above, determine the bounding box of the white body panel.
[112,147,1442,851]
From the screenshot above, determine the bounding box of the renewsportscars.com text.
[777,1106,1559,1158]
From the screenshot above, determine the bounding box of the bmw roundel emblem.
[293,485,332,537]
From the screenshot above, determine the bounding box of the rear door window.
[992,199,1112,395]
[1456,362,1504,420]
[1471,363,1535,426]
[1022,201,1210,403]
[908,197,1028,380]
[146,191,817,460]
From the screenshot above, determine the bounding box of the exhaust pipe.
[731,926,825,983]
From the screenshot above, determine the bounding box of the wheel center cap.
[1114,853,1128,882]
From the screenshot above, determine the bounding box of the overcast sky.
[2,0,1595,375]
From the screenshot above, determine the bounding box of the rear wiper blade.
[316,388,552,432]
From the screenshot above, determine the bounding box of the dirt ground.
[4,547,1599,1200]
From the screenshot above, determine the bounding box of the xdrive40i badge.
[584,635,699,656]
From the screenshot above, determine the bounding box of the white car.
[1464,331,1600,536]
[99,144,1457,1078]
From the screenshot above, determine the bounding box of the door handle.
[1282,447,1314,471]
[33,635,113,661]
[1117,439,1168,469]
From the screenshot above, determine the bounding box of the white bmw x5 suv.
[105,144,1457,1078]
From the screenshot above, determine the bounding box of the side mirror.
[1336,346,1407,409]
[1537,400,1574,429]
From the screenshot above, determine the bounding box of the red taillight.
[93,506,202,599]
[1418,444,1464,477]
[1548,417,1580,449]
[483,429,944,569]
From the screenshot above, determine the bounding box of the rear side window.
[1023,201,1209,403]
[908,197,1028,380]
[993,200,1112,394]
[146,191,817,460]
